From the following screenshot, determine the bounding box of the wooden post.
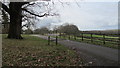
[69,35,70,40]
[56,36,58,45]
[118,37,120,48]
[103,34,105,44]
[48,36,50,45]
[74,35,76,40]
[91,33,93,42]
[82,33,83,41]
[60,33,61,38]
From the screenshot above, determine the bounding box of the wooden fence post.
[103,34,105,44]
[48,36,50,45]
[74,35,76,40]
[56,36,58,45]
[59,33,61,38]
[68,35,70,40]
[118,37,120,48]
[91,33,93,42]
[82,33,83,41]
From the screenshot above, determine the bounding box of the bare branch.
[1,2,10,14]
[75,0,81,8]
[22,8,48,17]
[19,2,29,5]
[22,2,36,8]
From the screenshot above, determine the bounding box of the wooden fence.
[48,36,58,45]
[59,33,119,45]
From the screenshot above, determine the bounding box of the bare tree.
[34,27,49,35]
[1,0,58,39]
[1,9,9,34]
[56,23,80,36]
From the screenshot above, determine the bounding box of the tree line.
[23,23,80,36]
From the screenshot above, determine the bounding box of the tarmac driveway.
[32,35,119,66]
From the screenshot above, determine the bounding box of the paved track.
[32,35,119,66]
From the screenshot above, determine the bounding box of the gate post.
[56,36,58,45]
[48,36,50,45]
[103,34,105,44]
[91,33,93,42]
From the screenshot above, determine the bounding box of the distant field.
[2,34,83,66]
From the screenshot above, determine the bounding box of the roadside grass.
[52,34,118,49]
[2,34,83,66]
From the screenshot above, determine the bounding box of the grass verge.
[2,34,83,66]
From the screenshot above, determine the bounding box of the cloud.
[36,16,61,28]
[55,2,118,30]
[34,2,118,31]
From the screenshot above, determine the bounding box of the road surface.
[32,35,119,66]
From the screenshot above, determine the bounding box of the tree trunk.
[7,2,23,39]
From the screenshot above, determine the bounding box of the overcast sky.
[35,1,118,31]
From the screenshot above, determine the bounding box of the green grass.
[82,34,118,38]
[2,34,83,66]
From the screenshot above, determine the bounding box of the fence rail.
[47,32,119,48]
[59,33,119,46]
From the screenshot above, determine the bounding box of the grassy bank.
[2,34,83,66]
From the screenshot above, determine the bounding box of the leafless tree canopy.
[0,0,60,39]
